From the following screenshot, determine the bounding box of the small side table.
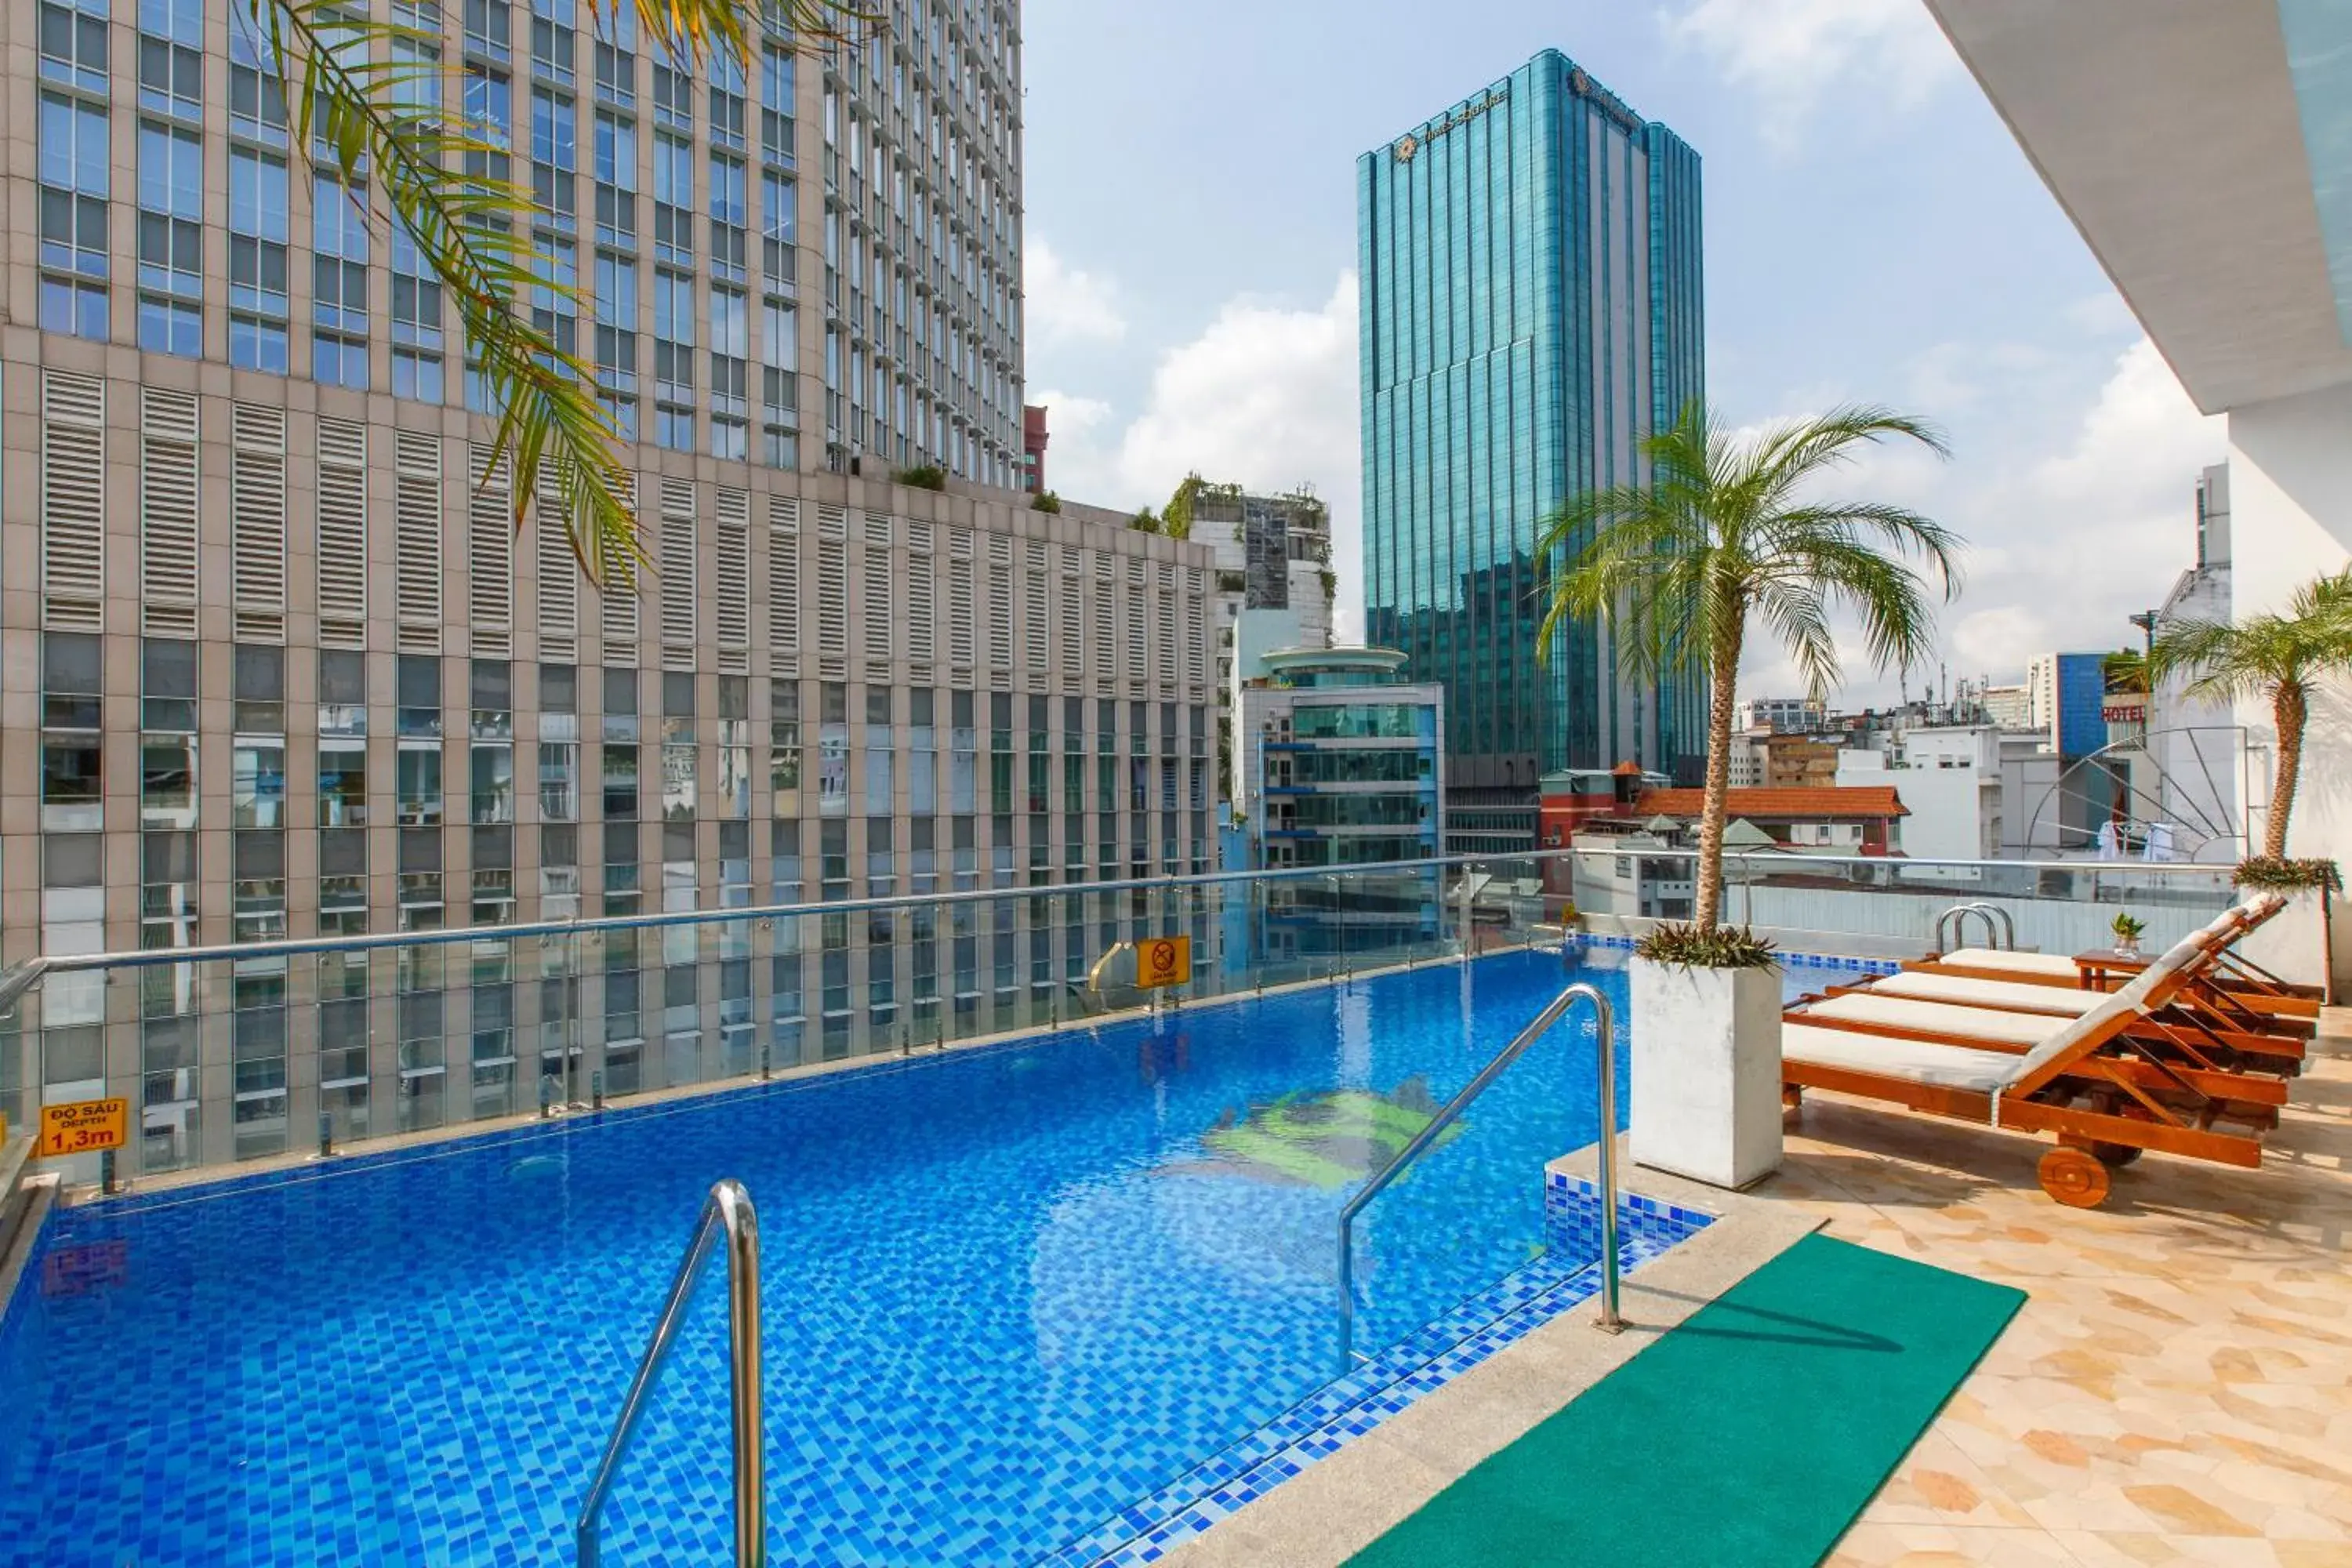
[2074,950,2151,992]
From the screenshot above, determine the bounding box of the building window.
[136,119,204,355]
[229,147,292,372]
[40,0,111,94]
[391,218,446,403]
[38,93,110,339]
[313,175,371,388]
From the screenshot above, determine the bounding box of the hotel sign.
[1393,85,1509,162]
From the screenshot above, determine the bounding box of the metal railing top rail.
[1336,980,1623,1369]
[0,844,2238,983]
[578,1178,765,1568]
[1578,847,2237,876]
[3,851,1488,978]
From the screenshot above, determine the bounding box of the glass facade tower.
[1357,50,1706,844]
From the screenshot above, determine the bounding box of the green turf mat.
[1345,1232,2025,1568]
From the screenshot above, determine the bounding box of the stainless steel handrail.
[578,1179,764,1568]
[1335,981,1623,1370]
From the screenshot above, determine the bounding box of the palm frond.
[258,0,873,590]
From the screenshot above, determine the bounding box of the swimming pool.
[0,947,1744,1566]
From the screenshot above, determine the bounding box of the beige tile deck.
[1803,1011,2352,1568]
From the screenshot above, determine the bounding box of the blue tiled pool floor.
[0,948,1783,1566]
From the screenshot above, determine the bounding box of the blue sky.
[1015,0,2230,706]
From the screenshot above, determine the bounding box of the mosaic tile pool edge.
[1568,932,1899,975]
[1048,1174,1714,1568]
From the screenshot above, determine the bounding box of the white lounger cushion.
[1867,972,2103,1016]
[1783,1023,2016,1092]
[1941,948,2078,978]
[1798,993,2064,1047]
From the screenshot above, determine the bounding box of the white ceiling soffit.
[1926,0,2352,414]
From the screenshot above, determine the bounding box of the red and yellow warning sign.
[1135,936,1192,990]
[37,1097,128,1158]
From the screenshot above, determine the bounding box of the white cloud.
[1666,0,1958,149]
[1024,238,1127,350]
[1738,336,2225,706]
[1036,274,1367,639]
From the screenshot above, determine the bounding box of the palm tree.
[1539,403,1961,936]
[252,0,866,588]
[2152,570,2352,860]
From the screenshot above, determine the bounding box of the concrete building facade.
[0,0,1228,1169]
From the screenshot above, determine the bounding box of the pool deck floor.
[1160,1014,2352,1568]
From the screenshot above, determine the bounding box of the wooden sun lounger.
[1914,895,2318,1025]
[1785,992,2287,1121]
[1905,896,2316,1051]
[1782,930,2274,1207]
[1817,971,2307,1079]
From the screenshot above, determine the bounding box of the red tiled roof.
[1633,786,1909,820]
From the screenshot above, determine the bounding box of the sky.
[1014,0,2230,708]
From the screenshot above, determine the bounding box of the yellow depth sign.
[38,1098,128,1159]
[1135,936,1192,990]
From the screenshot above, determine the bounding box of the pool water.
[0,947,1742,1566]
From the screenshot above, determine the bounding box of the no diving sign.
[1135,936,1192,990]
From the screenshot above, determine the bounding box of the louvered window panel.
[1127,583,1147,695]
[229,404,289,642]
[599,472,641,666]
[862,511,892,547]
[906,552,934,675]
[985,564,1012,691]
[394,430,445,652]
[715,487,750,676]
[467,444,514,657]
[534,463,579,662]
[815,537,847,677]
[1185,569,1207,689]
[40,371,107,630]
[817,504,847,541]
[1025,572,1048,677]
[862,546,893,679]
[659,477,697,670]
[1058,555,1083,694]
[1091,557,1114,695]
[949,527,972,560]
[140,388,201,638]
[948,556,975,675]
[316,418,369,648]
[906,520,932,557]
[1156,564,1177,687]
[767,495,800,677]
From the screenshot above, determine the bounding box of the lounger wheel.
[2059,1133,2144,1168]
[2037,1145,2113,1207]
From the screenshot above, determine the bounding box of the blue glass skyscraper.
[1358,51,1705,842]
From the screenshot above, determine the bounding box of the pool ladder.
[1335,982,1625,1371]
[1933,902,2016,952]
[577,1179,765,1568]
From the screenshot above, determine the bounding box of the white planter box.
[1629,958,1785,1189]
[2236,887,2332,996]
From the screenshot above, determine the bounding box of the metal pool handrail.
[578,1180,765,1568]
[1335,982,1624,1370]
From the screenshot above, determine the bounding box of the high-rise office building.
[1357,49,1705,849]
[2,0,1221,1162]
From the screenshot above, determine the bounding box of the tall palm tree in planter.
[2152,569,2352,993]
[1538,401,1959,1188]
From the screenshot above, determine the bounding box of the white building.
[1838,725,2004,860]
[1980,684,2034,732]
[1928,2,2352,869]
[1735,697,1826,734]
[2144,465,2244,855]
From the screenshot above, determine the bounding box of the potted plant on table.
[2110,912,2147,959]
[1541,402,1959,1189]
[2154,568,2352,996]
